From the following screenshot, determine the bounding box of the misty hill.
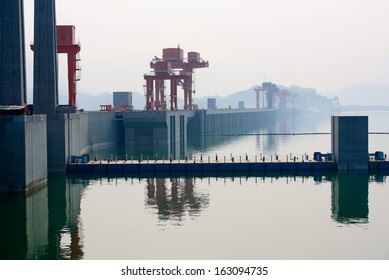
[326,84,389,106]
[192,87,257,109]
[70,84,387,110]
[27,84,336,111]
[289,85,335,111]
[75,92,146,111]
[193,85,335,111]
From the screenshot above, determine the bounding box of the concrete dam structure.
[68,114,389,175]
[1,0,386,193]
[0,0,47,192]
[49,108,281,172]
[1,101,282,192]
[0,0,284,192]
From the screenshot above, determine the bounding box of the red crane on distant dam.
[254,82,294,109]
[144,47,209,111]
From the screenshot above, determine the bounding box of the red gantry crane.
[254,82,293,109]
[144,47,209,111]
[31,25,81,109]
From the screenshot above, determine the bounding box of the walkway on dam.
[67,158,389,174]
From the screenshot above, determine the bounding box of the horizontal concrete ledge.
[0,176,47,193]
[67,160,338,174]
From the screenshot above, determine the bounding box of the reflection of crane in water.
[145,178,209,224]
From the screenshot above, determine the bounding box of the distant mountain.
[75,92,148,111]
[193,85,335,111]
[325,84,389,106]
[192,87,257,110]
[74,85,335,111]
[27,84,337,111]
[289,85,335,111]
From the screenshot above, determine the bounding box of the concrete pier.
[0,0,27,105]
[33,0,58,114]
[1,0,49,192]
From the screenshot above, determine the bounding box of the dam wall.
[0,115,47,192]
[188,109,277,136]
[47,111,120,172]
[123,110,196,159]
[187,108,279,151]
[121,109,279,160]
[79,111,120,153]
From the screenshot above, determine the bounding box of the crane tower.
[144,47,209,111]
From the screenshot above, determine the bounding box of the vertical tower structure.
[332,116,369,170]
[0,0,27,105]
[31,25,82,109]
[33,0,58,114]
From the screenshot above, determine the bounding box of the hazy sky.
[23,0,389,98]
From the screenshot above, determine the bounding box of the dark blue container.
[375,151,385,161]
[313,152,322,161]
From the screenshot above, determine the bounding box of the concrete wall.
[122,109,276,160]
[123,111,195,159]
[47,114,71,172]
[123,111,169,158]
[0,115,47,192]
[47,113,82,172]
[25,115,47,190]
[167,111,195,159]
[47,111,119,172]
[187,109,277,150]
[331,116,368,170]
[193,109,276,136]
[82,112,119,151]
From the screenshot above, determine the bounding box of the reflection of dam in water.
[331,173,369,224]
[0,174,85,260]
[1,171,376,259]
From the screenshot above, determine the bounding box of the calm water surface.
[1,111,389,259]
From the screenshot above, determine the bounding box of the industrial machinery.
[144,47,209,111]
[313,152,334,161]
[254,82,294,109]
[31,25,81,109]
[369,151,385,161]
